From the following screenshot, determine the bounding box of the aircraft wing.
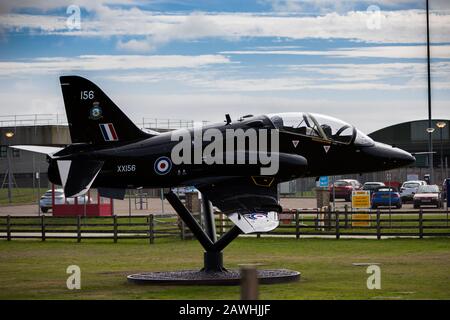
[196,177,281,234]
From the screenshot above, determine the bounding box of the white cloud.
[0,54,231,76]
[222,45,450,59]
[1,9,450,50]
[0,0,137,14]
[100,61,450,92]
[261,0,450,12]
[116,38,155,52]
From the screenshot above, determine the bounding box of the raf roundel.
[247,213,267,220]
[154,156,172,175]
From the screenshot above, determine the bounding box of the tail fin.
[59,75,150,145]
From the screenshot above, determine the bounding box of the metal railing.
[140,118,210,130]
[0,114,68,127]
[0,114,209,131]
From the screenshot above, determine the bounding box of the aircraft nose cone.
[362,142,415,169]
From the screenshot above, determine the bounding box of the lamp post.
[5,131,15,203]
[436,121,447,182]
[426,127,435,183]
[426,0,433,184]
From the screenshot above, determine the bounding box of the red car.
[413,185,443,208]
[329,179,362,201]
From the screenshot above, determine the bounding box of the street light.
[5,132,14,139]
[426,0,433,184]
[436,121,447,182]
[425,127,435,183]
[5,131,15,203]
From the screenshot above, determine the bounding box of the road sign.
[351,190,371,209]
[319,176,329,187]
[352,213,371,227]
[407,173,419,181]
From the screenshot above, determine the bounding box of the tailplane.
[11,145,63,158]
[60,75,151,145]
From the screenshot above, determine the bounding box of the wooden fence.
[246,209,450,239]
[0,215,182,243]
[0,209,449,242]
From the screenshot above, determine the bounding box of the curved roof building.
[369,119,449,169]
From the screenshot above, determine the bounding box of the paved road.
[0,197,446,216]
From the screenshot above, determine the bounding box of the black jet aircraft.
[13,76,415,234]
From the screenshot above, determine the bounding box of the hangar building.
[368,119,449,183]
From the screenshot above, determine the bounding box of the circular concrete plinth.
[127,269,300,286]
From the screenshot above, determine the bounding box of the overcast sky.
[0,0,449,133]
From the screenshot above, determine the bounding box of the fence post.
[6,215,11,241]
[295,210,300,240]
[220,213,224,237]
[149,214,154,244]
[335,211,340,240]
[326,205,331,230]
[41,215,46,241]
[113,215,118,243]
[314,211,318,230]
[344,205,348,229]
[376,209,381,240]
[77,216,81,243]
[240,265,259,300]
[180,220,185,240]
[419,209,423,239]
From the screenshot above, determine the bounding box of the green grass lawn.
[0,188,38,205]
[0,237,449,300]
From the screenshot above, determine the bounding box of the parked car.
[39,189,90,213]
[371,187,402,209]
[400,180,427,202]
[171,186,198,200]
[329,179,362,201]
[363,182,385,194]
[413,185,443,208]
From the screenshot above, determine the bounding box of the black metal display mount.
[127,191,300,285]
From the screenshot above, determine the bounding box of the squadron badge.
[89,102,103,120]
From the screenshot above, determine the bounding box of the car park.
[371,186,402,209]
[39,189,91,213]
[400,180,427,202]
[171,186,198,200]
[413,185,443,208]
[363,182,385,194]
[329,179,362,201]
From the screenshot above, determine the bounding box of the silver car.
[400,180,427,202]
[39,189,90,213]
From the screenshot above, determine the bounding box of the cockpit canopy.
[268,112,374,146]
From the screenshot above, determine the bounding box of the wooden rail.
[0,209,449,242]
[0,214,182,243]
